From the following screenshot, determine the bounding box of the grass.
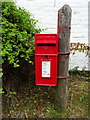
[2,71,89,118]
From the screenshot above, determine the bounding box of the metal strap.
[58,52,70,55]
[58,27,71,32]
[57,75,69,79]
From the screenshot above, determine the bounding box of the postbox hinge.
[58,52,70,55]
[57,75,69,79]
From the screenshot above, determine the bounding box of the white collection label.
[42,61,51,77]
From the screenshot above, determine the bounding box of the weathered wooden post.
[55,5,72,109]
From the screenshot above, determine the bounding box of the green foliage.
[0,88,17,97]
[0,88,5,94]
[1,1,42,68]
[4,91,17,98]
[69,66,80,77]
[79,92,88,102]
[70,66,79,72]
[0,68,3,77]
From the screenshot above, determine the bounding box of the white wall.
[15,0,89,70]
[16,0,88,44]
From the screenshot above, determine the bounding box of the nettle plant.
[1,2,42,68]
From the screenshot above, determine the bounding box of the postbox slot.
[37,43,56,46]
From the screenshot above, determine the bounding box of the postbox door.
[35,56,57,86]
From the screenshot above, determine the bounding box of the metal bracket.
[57,75,69,79]
[58,27,71,32]
[58,52,70,55]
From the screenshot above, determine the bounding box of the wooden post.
[55,5,72,109]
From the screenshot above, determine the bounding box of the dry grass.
[2,74,89,118]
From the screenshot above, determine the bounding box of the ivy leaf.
[0,72,3,78]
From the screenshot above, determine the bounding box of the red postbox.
[35,34,58,86]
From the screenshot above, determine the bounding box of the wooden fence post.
[55,5,72,109]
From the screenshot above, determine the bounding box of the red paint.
[57,75,69,79]
[58,52,70,55]
[58,27,71,32]
[35,34,58,86]
[40,108,43,112]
